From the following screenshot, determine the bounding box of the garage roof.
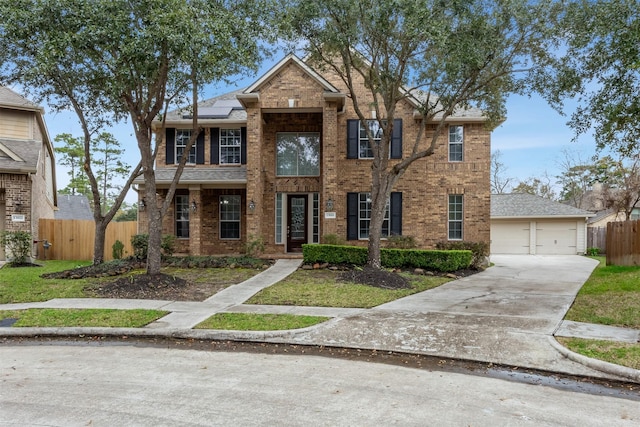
[491,193,594,219]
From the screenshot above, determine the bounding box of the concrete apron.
[273,255,611,379]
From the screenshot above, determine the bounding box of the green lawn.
[246,269,451,308]
[0,308,167,328]
[195,313,329,331]
[563,256,640,370]
[0,260,92,304]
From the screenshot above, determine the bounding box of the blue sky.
[42,60,598,203]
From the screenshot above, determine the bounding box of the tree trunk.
[145,177,163,276]
[367,171,392,269]
[93,221,107,265]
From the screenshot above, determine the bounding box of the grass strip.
[557,337,640,371]
[246,269,450,308]
[0,308,167,328]
[566,257,640,328]
[195,313,329,331]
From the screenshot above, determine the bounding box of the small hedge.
[302,244,472,272]
[435,241,489,269]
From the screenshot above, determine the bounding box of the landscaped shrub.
[435,241,489,269]
[302,244,472,272]
[321,234,345,245]
[132,234,176,259]
[0,231,32,265]
[112,240,125,260]
[161,234,176,257]
[131,234,148,259]
[586,247,600,256]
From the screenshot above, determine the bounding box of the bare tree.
[491,150,514,194]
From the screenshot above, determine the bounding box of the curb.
[0,321,329,342]
[549,336,640,383]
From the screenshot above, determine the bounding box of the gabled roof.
[0,139,39,173]
[0,86,43,112]
[55,194,94,220]
[243,54,341,95]
[491,193,594,219]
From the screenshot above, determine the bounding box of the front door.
[287,195,308,253]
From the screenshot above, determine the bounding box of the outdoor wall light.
[15,202,23,211]
[191,200,197,212]
[248,199,256,212]
[326,197,334,211]
[139,199,146,211]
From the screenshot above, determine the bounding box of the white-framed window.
[275,193,283,244]
[276,133,320,176]
[220,195,241,239]
[449,125,463,162]
[359,120,382,159]
[358,193,389,239]
[175,129,196,164]
[175,194,190,238]
[220,128,241,164]
[448,194,463,240]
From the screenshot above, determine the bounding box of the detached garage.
[491,194,594,255]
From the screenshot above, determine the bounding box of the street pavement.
[1,255,639,382]
[2,344,639,426]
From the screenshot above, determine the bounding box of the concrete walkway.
[0,255,639,382]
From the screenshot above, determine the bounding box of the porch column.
[189,186,202,255]
[322,102,339,236]
[245,105,264,240]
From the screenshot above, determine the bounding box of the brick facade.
[141,55,491,256]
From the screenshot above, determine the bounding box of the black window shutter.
[391,119,402,159]
[241,127,247,165]
[210,127,219,164]
[390,192,402,236]
[196,131,205,164]
[347,120,359,159]
[166,128,175,164]
[347,192,359,240]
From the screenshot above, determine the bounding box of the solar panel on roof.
[182,106,233,119]
[212,99,243,109]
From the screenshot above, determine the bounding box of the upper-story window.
[358,120,382,159]
[220,129,241,164]
[175,129,196,164]
[449,125,464,162]
[276,132,320,176]
[347,119,402,159]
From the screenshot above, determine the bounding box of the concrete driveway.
[283,255,606,377]
[377,255,599,330]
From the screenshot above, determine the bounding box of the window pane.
[449,125,463,162]
[175,195,190,238]
[358,120,382,159]
[448,195,463,240]
[175,130,196,164]
[276,133,320,176]
[275,193,283,244]
[220,195,241,239]
[358,192,390,239]
[220,128,241,164]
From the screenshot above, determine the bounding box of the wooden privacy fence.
[38,219,138,261]
[606,220,640,266]
[587,226,607,254]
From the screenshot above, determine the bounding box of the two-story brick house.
[0,87,57,260]
[137,54,491,256]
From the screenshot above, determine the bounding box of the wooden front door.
[287,195,308,253]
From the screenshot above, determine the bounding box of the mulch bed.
[339,266,411,290]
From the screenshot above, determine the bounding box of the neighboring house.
[136,54,492,256]
[0,87,57,260]
[54,194,93,220]
[491,193,594,255]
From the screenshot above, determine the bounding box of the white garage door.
[535,221,577,255]
[491,221,530,254]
